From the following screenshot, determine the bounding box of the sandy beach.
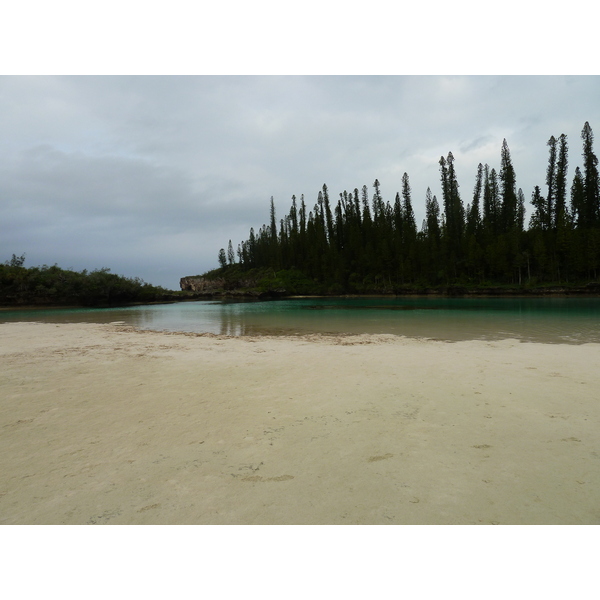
[1,321,599,525]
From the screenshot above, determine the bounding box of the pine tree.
[570,167,585,227]
[218,248,227,269]
[467,163,483,236]
[401,173,416,235]
[289,195,298,235]
[439,152,464,268]
[555,134,569,228]
[248,228,256,266]
[581,121,600,227]
[353,189,362,226]
[393,192,404,234]
[570,167,587,276]
[546,135,558,230]
[322,184,334,242]
[529,186,546,230]
[482,164,493,233]
[517,188,526,231]
[424,187,441,282]
[372,179,383,223]
[361,185,372,226]
[439,152,466,280]
[425,188,441,240]
[481,167,502,279]
[486,168,500,235]
[269,196,277,243]
[400,173,417,280]
[299,195,307,237]
[334,198,344,251]
[500,139,518,233]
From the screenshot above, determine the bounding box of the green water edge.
[2,296,600,344]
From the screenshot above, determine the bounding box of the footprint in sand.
[138,503,161,513]
[240,475,295,482]
[367,453,394,462]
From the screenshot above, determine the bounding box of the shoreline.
[182,289,600,301]
[1,321,599,524]
[2,290,600,314]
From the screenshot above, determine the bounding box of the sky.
[1,5,599,291]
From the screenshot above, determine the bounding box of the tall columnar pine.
[555,134,569,228]
[322,184,334,242]
[482,165,500,236]
[338,192,346,218]
[299,195,307,236]
[499,139,518,233]
[439,152,465,278]
[439,153,464,243]
[289,195,298,235]
[581,121,600,227]
[218,248,227,269]
[482,164,492,233]
[334,197,344,250]
[372,179,382,220]
[570,167,585,226]
[269,196,277,243]
[466,163,483,237]
[424,187,441,281]
[517,188,526,231]
[393,192,404,234]
[353,188,362,225]
[425,187,441,241]
[400,173,417,279]
[464,164,485,280]
[529,186,546,230]
[361,185,372,227]
[546,136,557,230]
[314,191,326,249]
[248,227,257,265]
[401,172,416,237]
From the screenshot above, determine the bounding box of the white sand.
[1,321,599,524]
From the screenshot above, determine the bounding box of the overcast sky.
[1,75,599,289]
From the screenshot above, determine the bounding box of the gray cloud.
[1,76,600,288]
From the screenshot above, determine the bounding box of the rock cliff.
[179,275,285,298]
[180,276,226,293]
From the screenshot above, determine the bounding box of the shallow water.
[2,296,600,343]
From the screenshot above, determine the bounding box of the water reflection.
[2,297,600,343]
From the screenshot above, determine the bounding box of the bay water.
[2,296,600,343]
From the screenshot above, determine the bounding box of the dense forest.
[212,122,600,294]
[0,254,176,307]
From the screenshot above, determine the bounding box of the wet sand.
[1,321,599,524]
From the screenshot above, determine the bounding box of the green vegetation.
[198,264,321,296]
[212,122,600,294]
[0,254,177,307]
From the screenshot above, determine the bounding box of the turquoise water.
[2,297,600,343]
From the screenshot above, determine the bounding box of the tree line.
[216,122,600,293]
[0,254,174,306]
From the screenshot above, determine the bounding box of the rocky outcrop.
[180,276,226,293]
[179,275,286,298]
[180,274,600,298]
